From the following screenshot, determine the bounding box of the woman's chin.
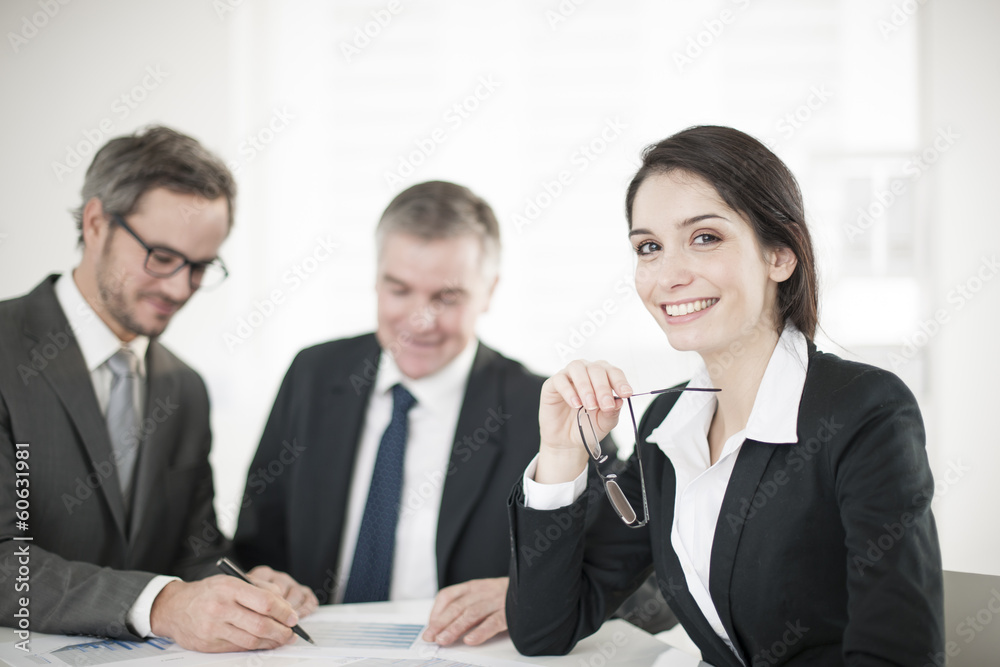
[662,330,706,354]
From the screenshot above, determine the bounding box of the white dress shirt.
[524,325,809,659]
[335,341,478,602]
[54,273,173,637]
[54,272,149,412]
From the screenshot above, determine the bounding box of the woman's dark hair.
[625,125,818,340]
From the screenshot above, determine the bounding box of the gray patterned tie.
[106,348,140,504]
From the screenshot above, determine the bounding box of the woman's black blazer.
[506,346,944,666]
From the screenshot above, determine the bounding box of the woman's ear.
[768,246,797,283]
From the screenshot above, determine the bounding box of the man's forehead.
[381,230,480,251]
[132,187,228,219]
[378,232,498,296]
[379,267,470,293]
[381,232,479,264]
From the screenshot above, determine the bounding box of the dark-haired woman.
[506,126,943,666]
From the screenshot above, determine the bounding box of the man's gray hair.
[375,181,501,280]
[72,125,236,245]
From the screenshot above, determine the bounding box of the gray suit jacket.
[0,275,229,638]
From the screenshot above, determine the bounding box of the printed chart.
[310,623,424,650]
[51,638,175,665]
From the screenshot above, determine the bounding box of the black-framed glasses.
[577,387,721,528]
[111,214,229,290]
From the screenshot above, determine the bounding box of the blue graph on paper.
[311,622,424,649]
[50,637,174,665]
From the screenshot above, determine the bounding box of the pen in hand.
[216,557,316,645]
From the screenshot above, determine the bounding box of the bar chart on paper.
[310,623,425,649]
[49,638,176,665]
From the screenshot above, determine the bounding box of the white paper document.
[0,622,531,667]
[273,613,439,659]
[0,637,201,667]
[0,605,692,667]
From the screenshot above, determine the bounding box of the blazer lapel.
[435,344,502,584]
[708,440,779,664]
[308,342,379,587]
[128,342,181,544]
[649,447,744,667]
[24,278,129,537]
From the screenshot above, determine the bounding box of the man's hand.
[248,565,319,618]
[150,576,300,652]
[422,577,508,646]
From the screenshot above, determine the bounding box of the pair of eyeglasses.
[111,214,229,290]
[577,386,721,527]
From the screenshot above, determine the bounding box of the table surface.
[0,599,708,667]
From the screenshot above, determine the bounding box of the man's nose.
[411,300,438,332]
[157,266,195,302]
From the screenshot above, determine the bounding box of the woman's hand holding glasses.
[536,360,633,485]
[537,359,719,526]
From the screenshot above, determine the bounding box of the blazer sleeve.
[830,369,944,664]
[0,393,154,639]
[506,449,656,656]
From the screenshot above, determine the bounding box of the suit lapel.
[649,446,744,667]
[435,344,502,584]
[128,342,181,543]
[708,440,779,664]
[310,341,380,587]
[24,278,129,537]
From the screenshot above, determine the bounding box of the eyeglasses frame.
[577,386,721,528]
[110,213,229,290]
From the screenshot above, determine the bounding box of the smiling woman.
[506,126,944,666]
[628,171,797,366]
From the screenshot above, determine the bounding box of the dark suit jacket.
[507,346,944,666]
[0,276,228,638]
[233,333,545,604]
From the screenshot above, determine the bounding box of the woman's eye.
[635,240,660,255]
[693,233,720,245]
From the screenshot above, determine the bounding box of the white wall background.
[1,0,996,576]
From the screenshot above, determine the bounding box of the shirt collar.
[54,271,149,376]
[648,324,808,448]
[745,323,809,444]
[374,340,479,413]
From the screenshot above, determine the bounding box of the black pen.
[216,557,315,645]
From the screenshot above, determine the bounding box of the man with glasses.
[0,126,315,652]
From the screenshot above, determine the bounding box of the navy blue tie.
[343,384,417,603]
